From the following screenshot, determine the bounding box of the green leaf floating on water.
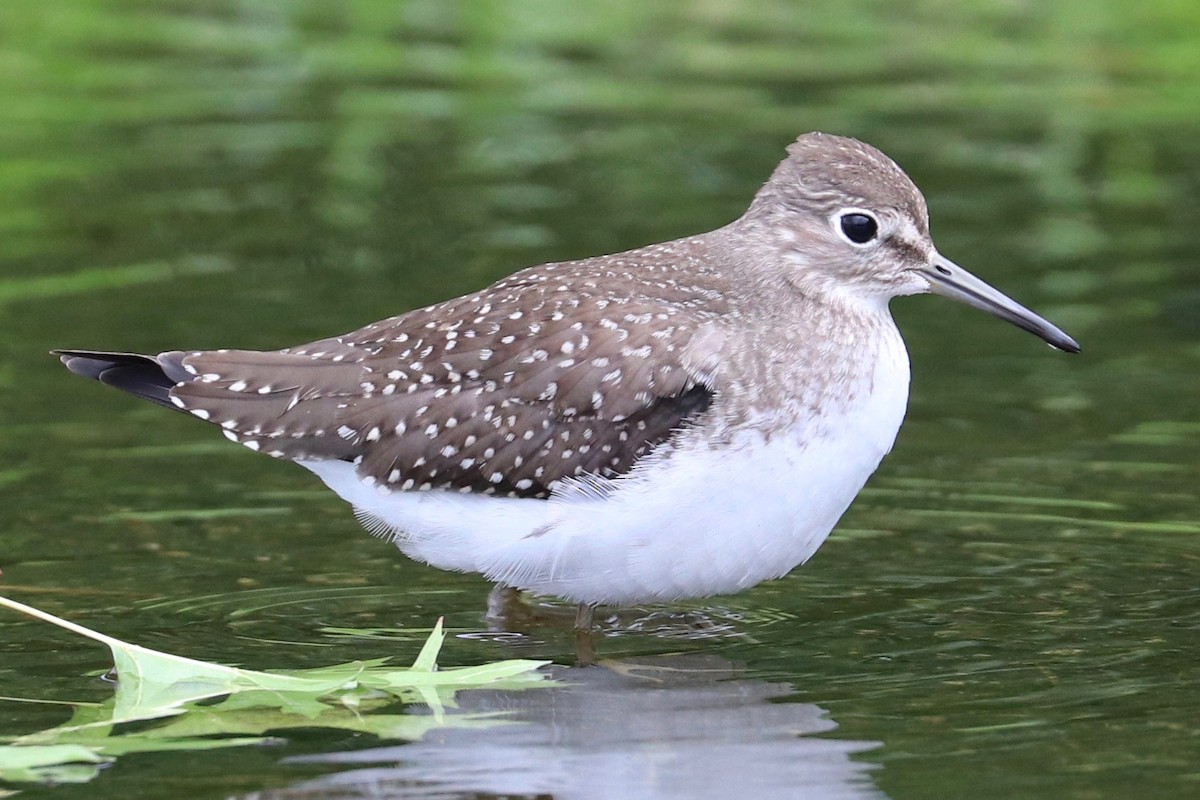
[0,594,551,785]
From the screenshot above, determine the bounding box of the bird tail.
[53,350,193,410]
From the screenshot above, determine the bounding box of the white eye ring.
[833,208,880,246]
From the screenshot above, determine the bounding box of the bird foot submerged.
[484,583,599,665]
[483,584,751,665]
[485,584,597,631]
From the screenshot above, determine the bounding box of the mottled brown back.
[167,241,730,497]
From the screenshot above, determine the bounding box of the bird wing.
[170,266,727,498]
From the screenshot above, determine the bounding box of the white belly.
[299,330,910,605]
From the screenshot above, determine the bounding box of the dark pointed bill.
[923,256,1080,353]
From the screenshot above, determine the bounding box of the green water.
[1,1,1198,797]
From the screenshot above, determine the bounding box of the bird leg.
[485,583,523,622]
[573,603,599,667]
[574,602,597,631]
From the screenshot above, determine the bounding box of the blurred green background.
[1,1,1198,798]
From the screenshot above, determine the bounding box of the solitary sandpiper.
[57,133,1079,627]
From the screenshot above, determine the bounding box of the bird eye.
[839,212,878,245]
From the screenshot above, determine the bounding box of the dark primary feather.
[55,350,191,409]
